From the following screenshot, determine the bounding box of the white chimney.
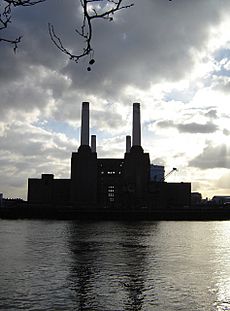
[80,102,89,146]
[91,135,96,153]
[126,135,131,153]
[132,103,141,146]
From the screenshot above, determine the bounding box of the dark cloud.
[157,120,175,128]
[61,0,228,98]
[205,109,218,119]
[1,0,229,105]
[157,120,218,133]
[189,144,230,169]
[91,109,125,130]
[177,122,218,133]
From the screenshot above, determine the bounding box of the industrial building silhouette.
[27,102,191,209]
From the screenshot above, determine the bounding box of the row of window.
[100,171,122,175]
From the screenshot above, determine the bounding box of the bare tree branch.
[0,35,22,53]
[49,0,134,68]
[0,0,133,66]
[0,0,46,52]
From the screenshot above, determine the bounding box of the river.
[0,220,230,310]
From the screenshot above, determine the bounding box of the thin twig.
[0,0,46,51]
[49,0,133,65]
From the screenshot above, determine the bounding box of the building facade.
[28,102,191,209]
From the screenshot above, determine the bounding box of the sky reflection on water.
[0,220,230,310]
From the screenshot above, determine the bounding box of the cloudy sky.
[1,0,230,200]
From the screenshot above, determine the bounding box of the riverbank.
[1,205,230,221]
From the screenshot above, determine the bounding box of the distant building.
[0,193,3,207]
[28,102,191,210]
[211,196,230,205]
[191,192,202,205]
[28,174,70,205]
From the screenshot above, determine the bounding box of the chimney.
[132,102,141,146]
[91,135,96,153]
[80,102,89,146]
[126,135,131,153]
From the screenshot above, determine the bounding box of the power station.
[27,102,191,210]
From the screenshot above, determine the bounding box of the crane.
[161,167,178,182]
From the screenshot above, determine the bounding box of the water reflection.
[67,224,101,310]
[211,222,230,311]
[66,221,230,311]
[119,226,149,311]
[1,220,230,310]
[67,221,159,311]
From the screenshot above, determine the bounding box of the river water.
[0,220,230,311]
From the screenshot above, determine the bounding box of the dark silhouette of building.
[27,102,191,210]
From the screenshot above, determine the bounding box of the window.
[107,185,115,203]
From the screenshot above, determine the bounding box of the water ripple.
[1,220,230,310]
